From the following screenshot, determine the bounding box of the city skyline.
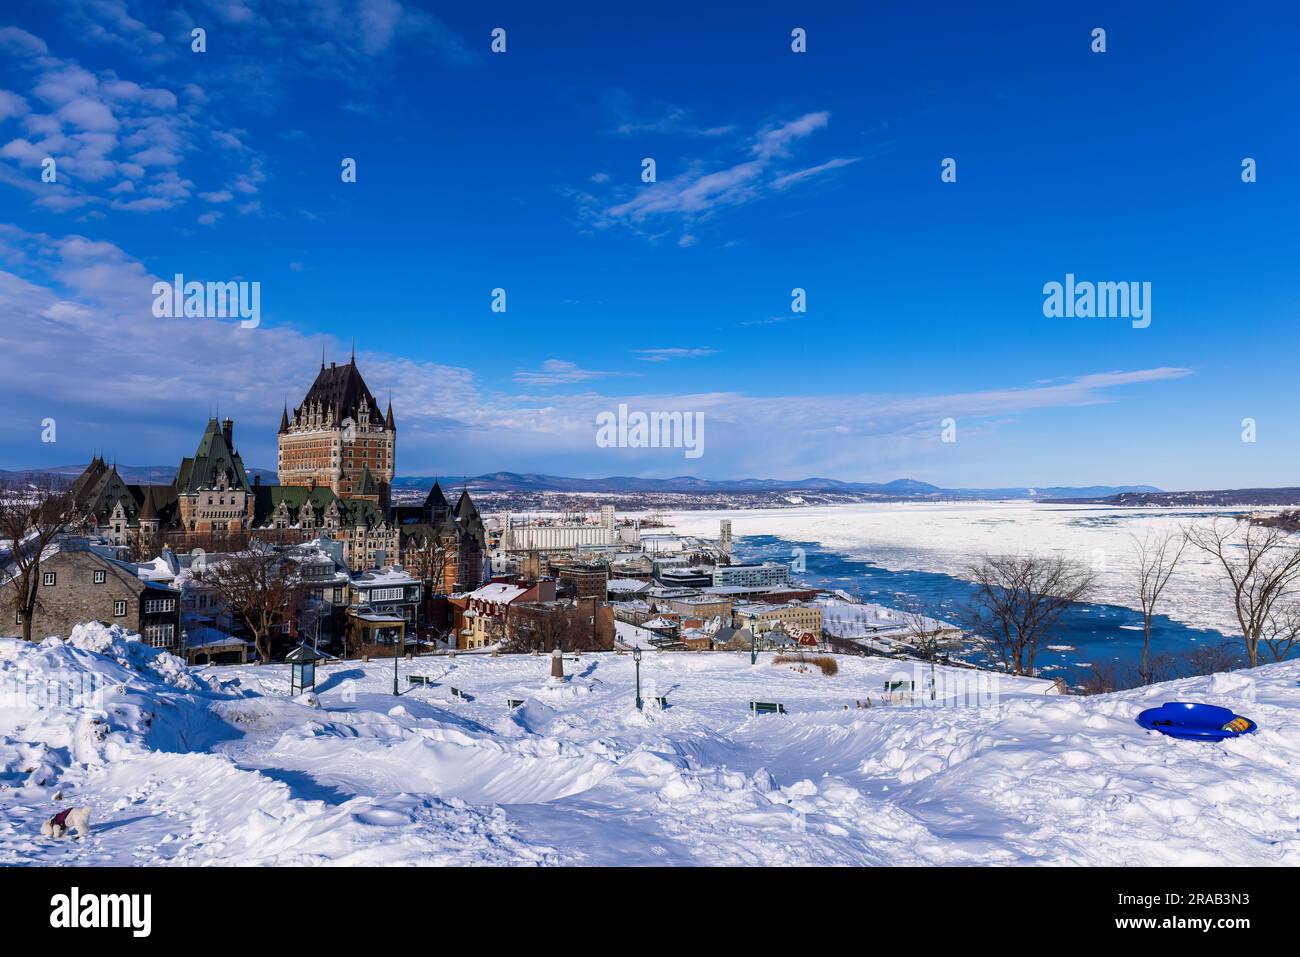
[1,2,1298,487]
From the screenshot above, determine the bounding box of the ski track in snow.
[3,624,1298,866]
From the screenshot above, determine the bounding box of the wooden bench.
[884,680,914,693]
[750,701,786,715]
[408,675,433,686]
[507,698,525,709]
[654,696,669,708]
[450,687,472,701]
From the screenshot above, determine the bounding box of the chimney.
[222,417,234,447]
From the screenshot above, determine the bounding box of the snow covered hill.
[2,626,1297,866]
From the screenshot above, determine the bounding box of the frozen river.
[663,502,1275,679]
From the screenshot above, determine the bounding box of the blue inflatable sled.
[1136,702,1258,741]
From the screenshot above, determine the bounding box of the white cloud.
[634,347,716,362]
[582,111,860,236]
[0,27,49,57]
[513,359,633,386]
[0,226,1197,479]
[0,91,29,121]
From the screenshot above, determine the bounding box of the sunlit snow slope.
[2,626,1297,866]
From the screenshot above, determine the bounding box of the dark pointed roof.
[423,480,449,511]
[455,488,479,520]
[69,456,110,502]
[385,400,395,430]
[296,357,378,424]
[138,487,158,521]
[175,418,251,494]
[354,465,379,496]
[279,404,290,434]
[132,484,178,525]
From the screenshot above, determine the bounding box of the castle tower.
[278,354,396,509]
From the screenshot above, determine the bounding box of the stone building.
[68,417,253,549]
[1,539,182,650]
[252,481,399,571]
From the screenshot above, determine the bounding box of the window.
[113,600,127,617]
[144,598,175,614]
[42,572,56,586]
[93,570,106,584]
[142,623,174,648]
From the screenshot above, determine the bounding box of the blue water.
[733,534,1236,681]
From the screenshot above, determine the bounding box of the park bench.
[750,701,786,715]
[450,687,472,701]
[507,698,525,709]
[654,695,669,708]
[408,675,432,686]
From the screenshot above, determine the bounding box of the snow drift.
[2,628,1297,866]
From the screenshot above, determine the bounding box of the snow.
[465,581,528,605]
[614,620,660,648]
[661,502,1278,637]
[3,626,1298,866]
[816,595,960,644]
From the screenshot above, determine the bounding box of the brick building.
[278,353,395,509]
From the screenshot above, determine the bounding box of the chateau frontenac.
[67,352,486,581]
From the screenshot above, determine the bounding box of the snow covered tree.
[964,553,1096,676]
[0,478,77,642]
[1186,518,1300,667]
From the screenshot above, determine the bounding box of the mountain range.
[0,464,1159,501]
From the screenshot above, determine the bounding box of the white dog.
[41,806,92,840]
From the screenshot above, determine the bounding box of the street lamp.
[751,628,758,665]
[633,646,643,710]
[392,625,402,696]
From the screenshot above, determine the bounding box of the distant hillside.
[0,464,279,485]
[1,464,1167,501]
[392,472,1159,500]
[1049,487,1300,507]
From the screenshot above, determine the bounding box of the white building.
[499,506,638,551]
[713,562,791,589]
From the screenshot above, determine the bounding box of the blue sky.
[1,1,1298,488]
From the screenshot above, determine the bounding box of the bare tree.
[964,553,1096,676]
[1262,601,1300,663]
[1131,530,1188,684]
[1186,518,1300,667]
[197,546,303,664]
[1183,640,1240,677]
[0,478,78,641]
[403,531,452,594]
[899,603,952,700]
[506,598,610,653]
